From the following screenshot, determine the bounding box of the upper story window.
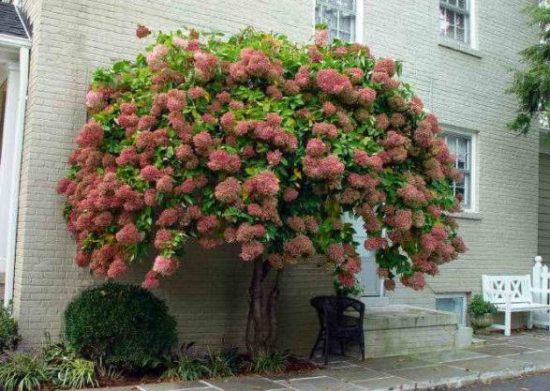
[315,0,357,43]
[439,0,471,45]
[444,132,474,210]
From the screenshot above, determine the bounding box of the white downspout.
[4,46,29,306]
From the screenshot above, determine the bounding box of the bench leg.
[528,312,533,329]
[505,309,512,336]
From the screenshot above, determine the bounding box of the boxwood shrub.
[64,282,177,371]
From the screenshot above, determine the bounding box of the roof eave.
[0,33,31,48]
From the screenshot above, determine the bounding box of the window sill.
[438,39,482,59]
[450,211,482,221]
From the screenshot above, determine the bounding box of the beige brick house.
[0,0,543,356]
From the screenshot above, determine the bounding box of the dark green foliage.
[468,294,497,317]
[0,302,21,353]
[508,4,550,134]
[64,282,177,371]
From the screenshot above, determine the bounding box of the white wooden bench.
[482,274,550,336]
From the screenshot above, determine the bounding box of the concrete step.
[360,296,390,308]
[363,305,467,358]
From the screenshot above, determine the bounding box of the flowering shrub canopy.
[57,27,466,291]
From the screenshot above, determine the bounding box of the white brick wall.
[12,0,539,348]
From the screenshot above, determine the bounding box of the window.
[444,132,473,210]
[315,0,357,43]
[439,0,471,44]
[436,295,466,325]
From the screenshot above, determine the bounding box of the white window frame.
[442,128,478,213]
[313,0,364,44]
[436,293,467,325]
[439,0,477,49]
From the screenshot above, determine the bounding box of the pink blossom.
[338,272,355,288]
[283,234,315,258]
[308,46,323,62]
[156,175,174,193]
[312,122,338,139]
[140,165,162,182]
[74,251,91,267]
[75,120,103,147]
[294,66,311,87]
[207,150,241,173]
[154,229,173,249]
[153,255,179,276]
[452,236,467,253]
[85,90,104,109]
[400,272,426,291]
[316,69,351,95]
[283,187,299,202]
[375,114,390,130]
[314,28,329,46]
[357,87,376,106]
[322,101,337,116]
[107,258,128,279]
[157,208,179,227]
[142,271,160,289]
[240,240,264,261]
[189,86,207,100]
[353,150,383,171]
[306,138,328,157]
[373,58,396,77]
[365,237,387,251]
[385,209,413,230]
[193,131,214,153]
[345,67,364,84]
[214,177,241,203]
[93,211,113,228]
[267,150,283,166]
[243,171,280,197]
[166,89,187,112]
[236,223,266,242]
[115,223,141,244]
[116,147,138,166]
[197,215,219,234]
[327,243,345,264]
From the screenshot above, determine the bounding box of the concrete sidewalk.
[92,330,550,391]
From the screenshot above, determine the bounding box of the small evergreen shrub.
[0,302,21,353]
[64,282,177,371]
[468,294,497,317]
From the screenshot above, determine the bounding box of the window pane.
[440,1,470,44]
[341,0,355,11]
[444,133,472,209]
[316,0,356,43]
[436,297,465,325]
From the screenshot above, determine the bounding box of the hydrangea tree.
[57,26,466,356]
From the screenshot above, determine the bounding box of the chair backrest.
[482,275,533,305]
[310,296,365,329]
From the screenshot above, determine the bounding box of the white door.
[348,216,381,296]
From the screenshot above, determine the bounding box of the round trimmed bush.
[64,282,177,370]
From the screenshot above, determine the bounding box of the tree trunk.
[245,257,282,357]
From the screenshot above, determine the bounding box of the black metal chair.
[309,295,365,365]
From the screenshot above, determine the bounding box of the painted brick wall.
[12,0,538,350]
[356,0,540,309]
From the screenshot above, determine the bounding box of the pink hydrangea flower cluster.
[57,27,466,291]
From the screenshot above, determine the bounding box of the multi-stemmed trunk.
[245,257,282,358]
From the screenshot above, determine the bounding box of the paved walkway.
[94,330,550,391]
